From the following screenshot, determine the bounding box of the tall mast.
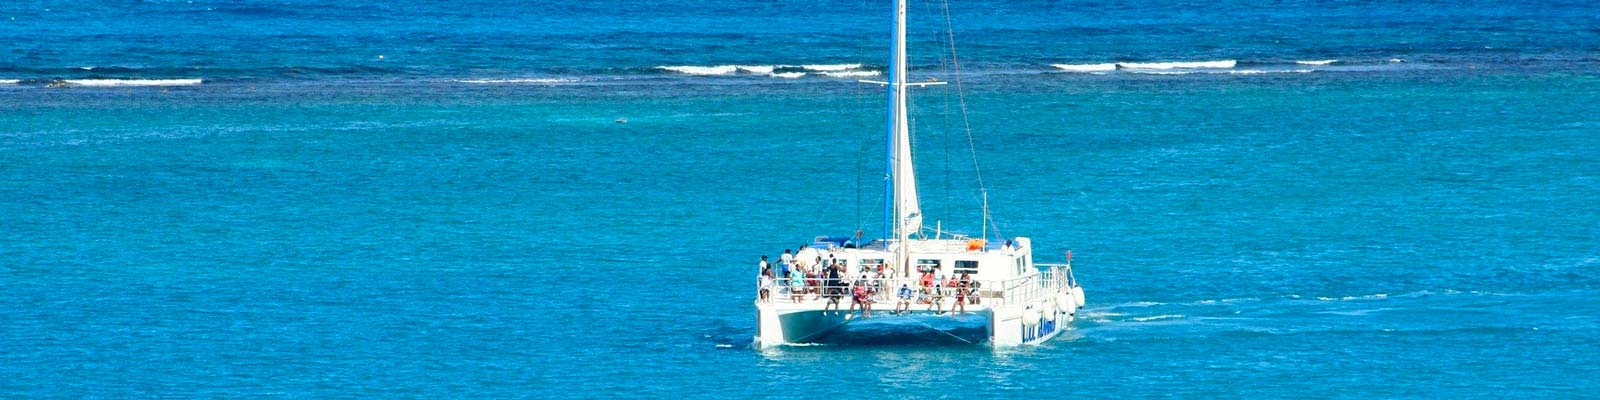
[881,0,903,243]
[885,0,922,273]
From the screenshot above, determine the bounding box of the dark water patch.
[805,316,990,347]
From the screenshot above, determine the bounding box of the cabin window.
[860,258,885,273]
[1015,258,1025,275]
[954,260,979,275]
[916,259,942,273]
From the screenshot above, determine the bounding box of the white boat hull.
[754,284,1082,348]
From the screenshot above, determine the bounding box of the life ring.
[965,239,986,251]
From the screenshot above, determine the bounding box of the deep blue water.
[3,0,1599,398]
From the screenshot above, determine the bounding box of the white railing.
[757,263,1074,308]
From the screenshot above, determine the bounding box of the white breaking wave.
[820,70,880,78]
[657,65,777,76]
[0,79,17,84]
[457,78,580,84]
[1124,70,1194,75]
[63,79,202,87]
[1118,60,1237,69]
[1051,63,1118,72]
[1296,59,1338,65]
[1129,314,1185,322]
[657,65,737,75]
[800,63,862,72]
[658,64,875,79]
[737,65,776,74]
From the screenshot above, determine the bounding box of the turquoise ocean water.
[3,0,1599,397]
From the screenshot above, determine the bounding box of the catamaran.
[753,0,1085,348]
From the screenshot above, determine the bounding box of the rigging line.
[905,85,924,240]
[855,77,865,236]
[790,315,855,344]
[938,0,1002,242]
[941,52,953,229]
[851,0,874,239]
[909,315,977,344]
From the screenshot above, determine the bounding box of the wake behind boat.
[753,0,1086,348]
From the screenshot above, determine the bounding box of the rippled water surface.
[3,0,1599,398]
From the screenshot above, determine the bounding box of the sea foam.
[657,65,776,76]
[1124,70,1195,75]
[1051,63,1118,72]
[0,79,17,84]
[1129,314,1185,322]
[63,79,202,87]
[1118,60,1237,69]
[657,65,739,75]
[820,70,880,78]
[1316,293,1390,301]
[737,65,776,74]
[457,78,580,84]
[800,64,863,72]
[658,64,875,79]
[1296,59,1338,65]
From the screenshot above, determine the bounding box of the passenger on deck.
[960,272,979,304]
[1003,240,1015,255]
[953,281,968,315]
[788,271,805,303]
[778,254,791,279]
[871,269,887,301]
[758,266,773,303]
[894,283,912,314]
[806,267,821,299]
[823,261,844,312]
[928,279,945,313]
[848,279,873,318]
[780,249,794,269]
[758,255,769,276]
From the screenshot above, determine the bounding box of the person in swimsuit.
[848,279,872,318]
[953,281,968,315]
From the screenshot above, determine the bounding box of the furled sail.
[887,0,922,239]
